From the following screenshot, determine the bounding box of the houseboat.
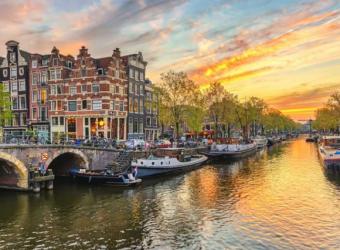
[318,136,340,171]
[131,154,208,178]
[204,141,257,159]
[252,136,268,149]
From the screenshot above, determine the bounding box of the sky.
[0,0,339,120]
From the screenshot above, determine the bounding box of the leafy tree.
[158,71,198,139]
[204,82,227,139]
[185,92,205,137]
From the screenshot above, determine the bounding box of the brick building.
[122,52,147,140]
[48,46,128,142]
[0,41,30,138]
[144,80,159,141]
[0,41,159,142]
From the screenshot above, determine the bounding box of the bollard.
[32,182,40,193]
[47,180,54,190]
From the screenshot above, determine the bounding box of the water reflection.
[0,139,339,249]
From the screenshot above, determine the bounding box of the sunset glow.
[0,0,339,120]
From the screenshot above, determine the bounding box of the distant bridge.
[0,145,121,190]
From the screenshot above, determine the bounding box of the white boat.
[252,136,268,149]
[131,154,208,178]
[204,143,257,159]
[318,136,340,171]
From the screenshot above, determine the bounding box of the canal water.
[0,138,339,249]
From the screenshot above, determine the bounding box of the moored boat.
[204,142,257,159]
[70,168,142,187]
[131,154,208,178]
[318,136,340,171]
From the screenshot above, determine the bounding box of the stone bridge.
[0,145,121,190]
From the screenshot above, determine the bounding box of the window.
[110,101,115,110]
[12,97,18,110]
[133,118,138,133]
[42,59,48,66]
[50,85,57,95]
[11,81,17,92]
[41,71,47,84]
[115,86,120,94]
[140,85,143,95]
[49,70,55,80]
[129,69,134,78]
[115,70,119,78]
[68,101,77,111]
[60,117,64,125]
[19,80,25,91]
[52,117,58,126]
[19,95,26,109]
[92,84,99,93]
[3,69,8,77]
[98,68,104,75]
[70,86,77,95]
[139,100,143,114]
[21,113,27,125]
[32,90,38,102]
[32,60,38,68]
[135,84,139,95]
[123,87,127,95]
[135,71,139,81]
[57,85,62,94]
[56,69,61,79]
[41,107,47,121]
[82,100,87,109]
[147,117,151,126]
[120,101,124,111]
[67,61,73,68]
[92,100,102,110]
[140,72,144,81]
[10,67,17,77]
[81,84,87,92]
[32,108,37,119]
[53,58,58,66]
[51,101,57,111]
[41,89,47,104]
[3,82,9,92]
[32,73,39,85]
[19,67,24,76]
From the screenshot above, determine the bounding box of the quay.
[0,144,207,192]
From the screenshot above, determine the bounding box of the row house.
[0,41,30,138]
[48,46,128,142]
[122,52,147,140]
[0,41,158,142]
[144,80,159,141]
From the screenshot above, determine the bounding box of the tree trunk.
[175,122,179,139]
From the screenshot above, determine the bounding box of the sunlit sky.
[0,0,339,120]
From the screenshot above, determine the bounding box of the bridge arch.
[46,149,89,176]
[0,152,28,189]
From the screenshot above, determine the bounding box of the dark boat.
[70,168,141,187]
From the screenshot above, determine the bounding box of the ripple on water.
[0,139,339,249]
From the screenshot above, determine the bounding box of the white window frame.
[19,80,25,91]
[92,100,102,110]
[70,86,77,95]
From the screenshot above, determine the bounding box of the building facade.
[123,52,147,140]
[144,80,159,141]
[0,41,159,142]
[0,41,30,138]
[48,46,128,142]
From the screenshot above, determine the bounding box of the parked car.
[155,139,172,148]
[125,139,148,150]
